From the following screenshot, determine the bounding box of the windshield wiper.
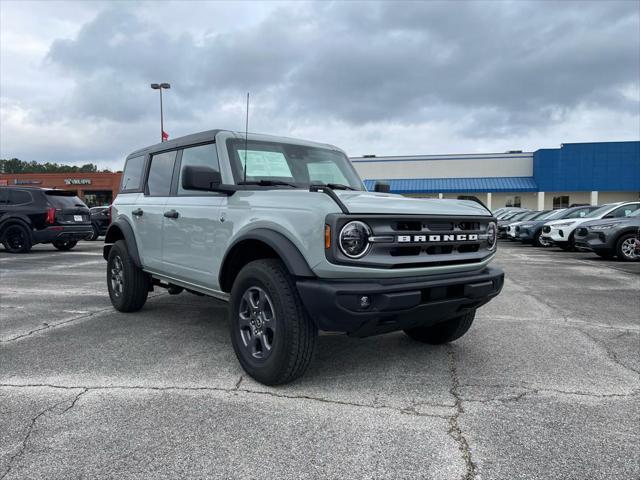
[238,179,298,188]
[311,182,356,191]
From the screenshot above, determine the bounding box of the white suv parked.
[541,202,640,250]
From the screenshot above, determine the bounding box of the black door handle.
[132,208,143,217]
[164,209,179,219]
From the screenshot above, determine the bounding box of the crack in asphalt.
[576,328,640,376]
[458,383,640,402]
[1,293,169,343]
[0,382,452,420]
[0,388,87,480]
[446,347,477,480]
[0,307,115,343]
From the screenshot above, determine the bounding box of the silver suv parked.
[104,129,504,384]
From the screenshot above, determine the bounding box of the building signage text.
[64,178,92,185]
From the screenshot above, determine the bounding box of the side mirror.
[373,181,390,193]
[602,214,614,219]
[182,166,235,194]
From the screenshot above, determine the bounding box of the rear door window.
[9,190,33,205]
[0,189,9,205]
[121,155,146,192]
[147,150,177,196]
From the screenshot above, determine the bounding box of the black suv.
[0,187,92,253]
[87,206,110,241]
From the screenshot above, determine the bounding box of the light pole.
[150,83,170,142]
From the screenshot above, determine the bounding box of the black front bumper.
[32,225,93,244]
[297,266,504,337]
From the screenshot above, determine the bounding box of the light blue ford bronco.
[104,129,503,385]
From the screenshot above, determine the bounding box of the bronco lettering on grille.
[397,234,479,243]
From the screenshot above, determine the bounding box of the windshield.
[508,211,530,221]
[226,139,364,190]
[527,211,550,221]
[585,204,616,218]
[539,209,566,220]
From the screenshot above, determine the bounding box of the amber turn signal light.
[325,224,331,249]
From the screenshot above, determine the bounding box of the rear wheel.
[230,259,317,385]
[107,240,149,311]
[616,234,640,262]
[53,239,78,251]
[404,310,475,344]
[1,224,32,253]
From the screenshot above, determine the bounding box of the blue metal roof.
[363,176,538,194]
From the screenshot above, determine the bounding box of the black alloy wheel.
[238,286,277,361]
[2,224,32,253]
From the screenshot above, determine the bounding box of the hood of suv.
[334,191,492,216]
[580,216,640,229]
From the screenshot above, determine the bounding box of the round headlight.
[487,222,497,249]
[339,221,372,258]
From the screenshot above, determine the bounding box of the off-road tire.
[404,310,476,344]
[107,239,149,312]
[230,258,317,385]
[615,233,640,262]
[53,239,78,251]
[1,223,33,253]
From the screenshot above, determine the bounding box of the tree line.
[0,158,113,174]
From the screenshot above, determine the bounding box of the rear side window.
[9,190,33,205]
[178,143,219,195]
[147,150,177,196]
[0,189,8,204]
[45,191,87,208]
[121,155,145,192]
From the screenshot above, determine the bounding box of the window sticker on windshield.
[238,150,292,177]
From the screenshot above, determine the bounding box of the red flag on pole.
[162,130,169,141]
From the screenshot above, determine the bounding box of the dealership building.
[0,172,121,207]
[354,141,639,210]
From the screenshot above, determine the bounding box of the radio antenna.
[243,92,250,183]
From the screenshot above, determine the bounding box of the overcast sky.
[1,0,639,170]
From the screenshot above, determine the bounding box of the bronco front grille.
[326,214,495,269]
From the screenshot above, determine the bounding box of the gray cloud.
[1,0,638,166]
[44,1,639,130]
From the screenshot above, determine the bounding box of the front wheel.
[534,230,551,248]
[230,259,317,385]
[404,310,475,344]
[88,224,100,241]
[107,240,149,312]
[1,224,32,253]
[616,234,640,262]
[53,239,78,251]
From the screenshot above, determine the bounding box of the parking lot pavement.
[1,241,638,479]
